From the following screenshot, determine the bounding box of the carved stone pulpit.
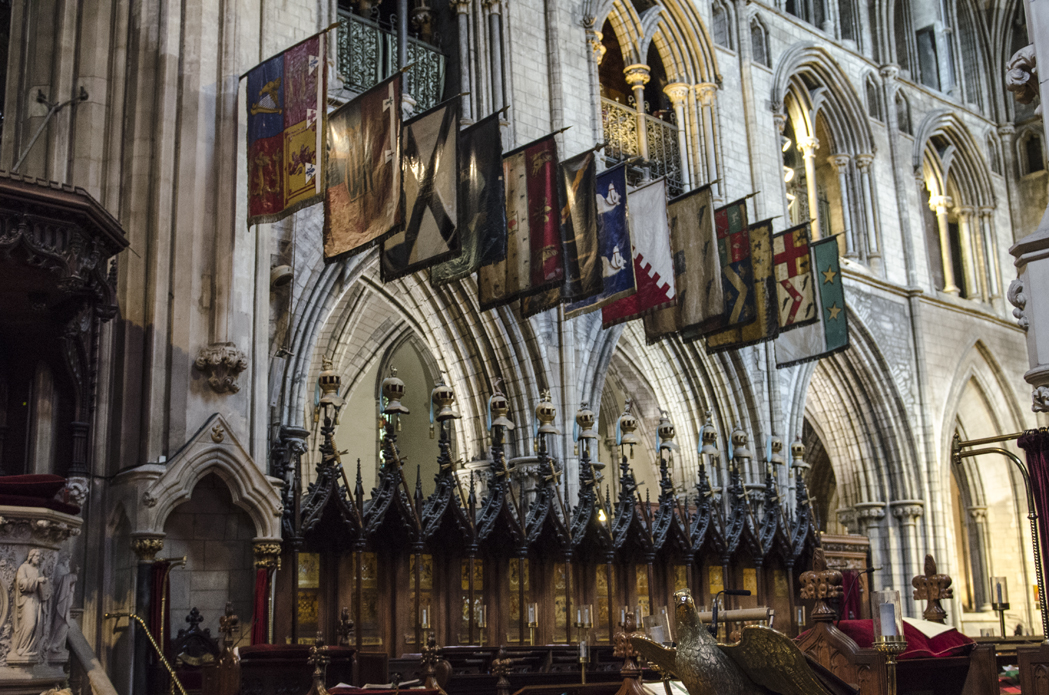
[911,554,952,624]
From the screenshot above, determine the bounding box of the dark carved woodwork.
[475,439,524,549]
[0,173,127,477]
[299,415,362,551]
[799,548,842,622]
[651,454,689,558]
[364,423,420,545]
[911,554,952,624]
[420,431,473,547]
[568,447,613,558]
[610,457,652,557]
[524,440,569,551]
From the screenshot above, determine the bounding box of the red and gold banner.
[246,33,327,226]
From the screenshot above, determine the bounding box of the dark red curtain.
[252,567,271,644]
[1019,430,1049,570]
[149,561,172,658]
[840,570,861,620]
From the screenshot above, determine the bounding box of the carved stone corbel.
[253,541,282,569]
[131,534,165,563]
[195,342,248,394]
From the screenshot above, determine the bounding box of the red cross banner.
[704,218,778,352]
[773,222,818,332]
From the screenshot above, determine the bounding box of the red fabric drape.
[149,561,172,658]
[1018,431,1049,571]
[252,567,271,644]
[840,569,861,620]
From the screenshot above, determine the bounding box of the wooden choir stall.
[261,368,823,692]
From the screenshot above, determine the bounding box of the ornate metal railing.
[644,112,683,196]
[601,97,684,196]
[337,10,446,111]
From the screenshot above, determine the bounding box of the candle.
[528,604,536,624]
[620,608,626,625]
[879,602,898,637]
[997,582,1003,606]
[579,640,587,659]
[422,608,429,628]
[577,609,582,625]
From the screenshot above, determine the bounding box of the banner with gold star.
[774,236,848,368]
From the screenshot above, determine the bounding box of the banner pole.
[558,302,570,514]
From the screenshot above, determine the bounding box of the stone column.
[855,153,881,270]
[624,64,651,177]
[485,0,504,112]
[695,83,720,200]
[854,502,886,589]
[798,136,821,239]
[664,82,692,190]
[929,194,960,294]
[829,153,857,257]
[131,534,165,695]
[586,25,606,147]
[955,206,979,299]
[892,501,924,613]
[979,207,1001,298]
[453,0,473,124]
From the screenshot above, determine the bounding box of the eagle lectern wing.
[629,635,678,675]
[719,626,854,695]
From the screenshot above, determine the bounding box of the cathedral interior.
[0,0,1049,693]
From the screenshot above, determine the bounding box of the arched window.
[839,0,859,45]
[712,0,733,49]
[865,74,883,121]
[786,0,826,31]
[750,15,770,68]
[955,0,984,113]
[893,0,914,75]
[895,90,911,135]
[986,130,1003,176]
[1018,128,1046,177]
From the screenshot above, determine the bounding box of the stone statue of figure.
[13,549,52,658]
[47,557,77,658]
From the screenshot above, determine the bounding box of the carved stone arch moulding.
[110,413,283,540]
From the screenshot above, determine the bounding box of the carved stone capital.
[623,64,650,88]
[195,342,248,394]
[663,82,690,106]
[967,506,988,523]
[891,500,924,524]
[954,205,975,219]
[998,124,1016,137]
[586,29,606,65]
[836,507,857,533]
[928,194,952,213]
[828,153,851,171]
[131,534,165,562]
[694,82,718,105]
[254,540,282,569]
[854,502,886,530]
[855,153,875,171]
[797,135,819,156]
[451,0,470,13]
[1033,385,1049,413]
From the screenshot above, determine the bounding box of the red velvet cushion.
[799,620,974,660]
[0,474,66,499]
[0,494,80,515]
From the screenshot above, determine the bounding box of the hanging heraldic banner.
[601,178,676,328]
[430,114,507,286]
[521,150,601,318]
[566,165,635,319]
[772,222,818,332]
[324,74,402,260]
[774,236,849,368]
[246,32,327,226]
[478,135,562,310]
[704,218,778,353]
[643,184,719,342]
[715,197,757,330]
[380,100,460,281]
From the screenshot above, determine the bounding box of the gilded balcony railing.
[601,97,684,196]
[337,10,446,111]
